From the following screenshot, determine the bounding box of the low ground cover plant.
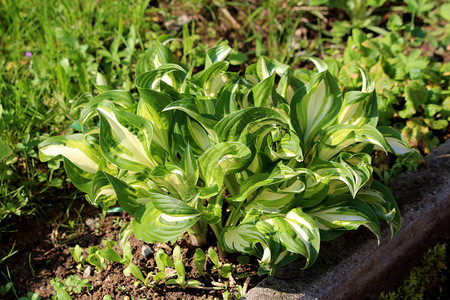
[39,42,416,274]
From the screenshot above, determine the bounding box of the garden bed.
[243,139,450,300]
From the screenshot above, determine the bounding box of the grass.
[0,0,158,222]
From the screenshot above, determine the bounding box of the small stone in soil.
[141,244,153,259]
[83,265,92,278]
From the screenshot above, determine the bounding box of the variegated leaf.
[191,61,230,96]
[39,134,101,174]
[316,124,388,161]
[338,67,378,127]
[309,153,372,198]
[97,104,158,172]
[378,126,418,156]
[136,89,172,151]
[205,44,232,69]
[163,98,218,139]
[135,64,187,91]
[103,172,152,215]
[214,107,289,145]
[269,208,320,268]
[215,79,242,118]
[133,195,201,243]
[87,171,116,208]
[173,112,211,154]
[229,162,312,203]
[357,180,401,236]
[79,90,135,126]
[136,42,183,76]
[150,163,196,201]
[198,141,251,189]
[306,195,381,241]
[291,70,342,151]
[252,73,276,107]
[255,56,289,80]
[63,158,94,193]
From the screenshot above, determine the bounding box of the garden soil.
[0,205,260,299]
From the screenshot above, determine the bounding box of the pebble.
[83,265,92,278]
[141,244,153,259]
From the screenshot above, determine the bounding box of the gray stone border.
[243,140,450,300]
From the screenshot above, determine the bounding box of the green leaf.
[155,249,175,270]
[208,248,220,267]
[98,248,122,263]
[338,67,378,127]
[55,288,73,300]
[198,141,251,188]
[358,180,401,236]
[136,89,172,151]
[136,42,183,76]
[39,134,101,173]
[97,104,158,171]
[133,195,200,243]
[291,70,342,151]
[79,90,135,125]
[214,107,289,145]
[205,44,232,69]
[0,138,12,161]
[194,249,206,275]
[306,195,381,242]
[316,124,388,161]
[123,262,146,282]
[270,207,320,268]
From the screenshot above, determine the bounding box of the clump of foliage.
[380,242,449,299]
[39,42,415,273]
[328,11,449,155]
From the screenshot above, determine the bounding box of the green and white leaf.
[378,126,418,156]
[358,180,401,236]
[291,70,342,151]
[316,124,388,161]
[198,141,251,189]
[39,134,101,173]
[306,195,381,241]
[269,208,320,268]
[97,104,158,172]
[133,194,201,243]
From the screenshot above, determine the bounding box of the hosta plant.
[39,42,416,274]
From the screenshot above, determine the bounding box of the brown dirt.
[0,200,261,299]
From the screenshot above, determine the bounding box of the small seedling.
[166,246,202,289]
[50,274,92,298]
[194,248,206,276]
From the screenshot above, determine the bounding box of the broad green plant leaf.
[133,194,201,243]
[39,134,101,173]
[291,70,342,151]
[97,104,159,171]
[198,141,251,189]
[269,208,320,268]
